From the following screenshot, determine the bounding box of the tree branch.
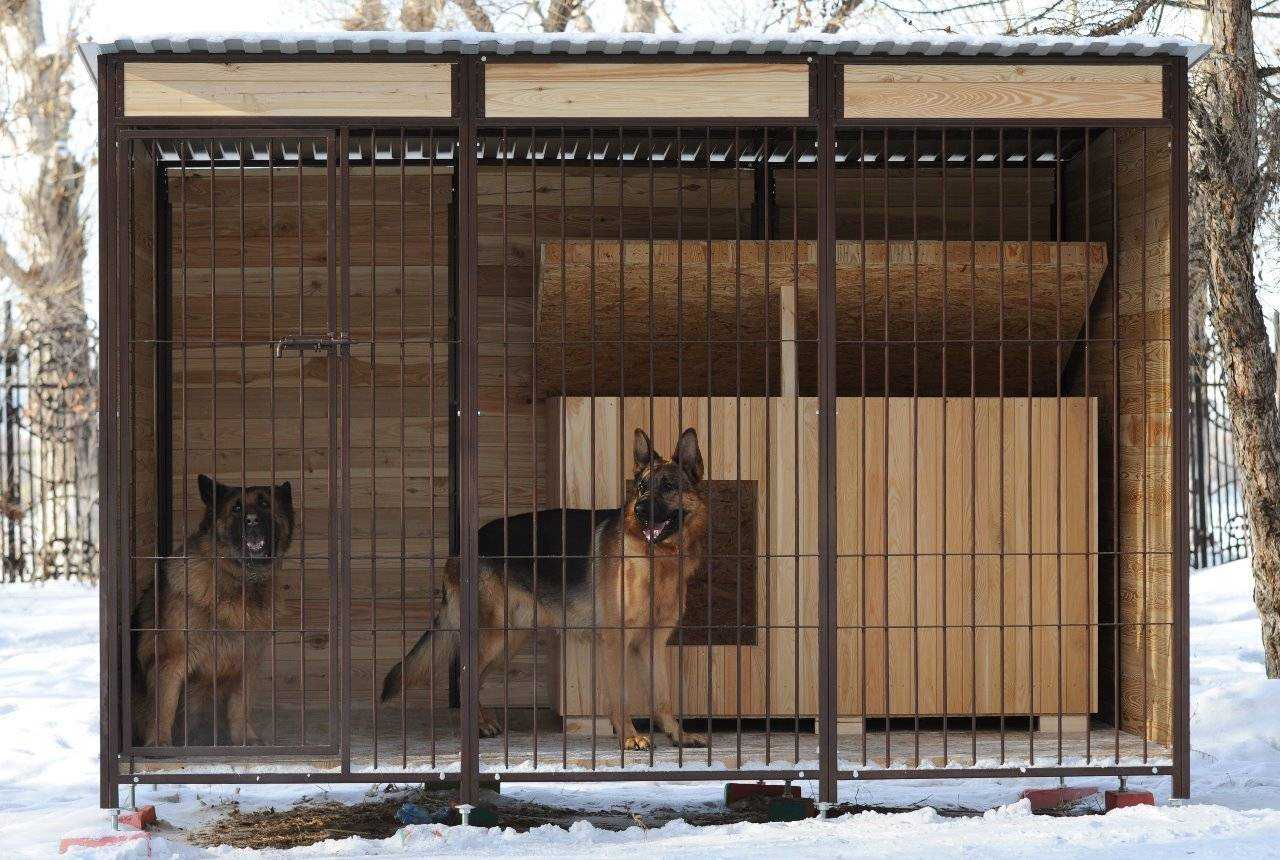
[454,0,495,31]
[821,0,868,32]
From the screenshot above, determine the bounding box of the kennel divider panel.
[122,132,343,760]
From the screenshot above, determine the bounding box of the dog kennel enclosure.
[88,33,1199,808]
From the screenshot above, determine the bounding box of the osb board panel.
[535,239,1106,396]
[842,64,1163,120]
[548,396,1096,718]
[484,62,810,118]
[782,170,1057,241]
[124,62,454,117]
[1061,127,1173,747]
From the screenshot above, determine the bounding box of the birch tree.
[0,0,96,580]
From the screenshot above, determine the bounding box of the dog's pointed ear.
[198,474,216,509]
[275,480,292,508]
[633,428,655,473]
[673,427,703,484]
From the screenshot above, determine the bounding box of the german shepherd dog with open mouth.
[382,427,710,749]
[132,475,294,746]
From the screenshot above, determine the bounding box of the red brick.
[1020,786,1100,812]
[118,805,157,830]
[59,832,149,854]
[1105,789,1156,810]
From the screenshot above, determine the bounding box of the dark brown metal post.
[1170,57,1192,800]
[456,56,482,805]
[815,56,839,804]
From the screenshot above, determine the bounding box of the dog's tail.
[380,560,460,703]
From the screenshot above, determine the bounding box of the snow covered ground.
[2,559,1280,856]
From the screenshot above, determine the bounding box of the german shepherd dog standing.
[132,475,295,746]
[382,427,710,750]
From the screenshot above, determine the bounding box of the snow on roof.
[78,30,1210,78]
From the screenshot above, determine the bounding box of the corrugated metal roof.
[78,30,1210,79]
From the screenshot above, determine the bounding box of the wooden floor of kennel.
[94,39,1193,807]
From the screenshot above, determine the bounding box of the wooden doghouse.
[90,33,1198,808]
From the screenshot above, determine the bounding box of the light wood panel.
[484,62,811,118]
[842,64,1164,120]
[1062,128,1173,746]
[536,239,1107,397]
[124,62,454,117]
[548,395,1097,719]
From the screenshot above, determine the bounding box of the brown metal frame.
[97,50,1191,809]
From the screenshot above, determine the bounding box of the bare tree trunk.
[400,0,445,30]
[340,0,390,30]
[0,0,95,580]
[1193,0,1280,675]
[454,0,495,31]
[623,0,658,32]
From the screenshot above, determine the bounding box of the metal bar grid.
[98,53,1188,807]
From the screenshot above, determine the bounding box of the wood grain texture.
[1062,127,1173,746]
[548,395,1097,719]
[484,62,811,118]
[535,239,1107,397]
[842,64,1163,119]
[124,62,454,117]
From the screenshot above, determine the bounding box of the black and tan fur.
[131,475,294,746]
[382,427,709,749]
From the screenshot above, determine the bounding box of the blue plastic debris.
[395,802,450,826]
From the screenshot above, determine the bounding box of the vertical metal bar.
[1140,126,1150,765]
[816,56,839,804]
[1170,57,1192,799]
[501,126,511,771]
[997,127,1007,763]
[881,126,891,767]
[298,136,308,749]
[398,129,407,768]
[1025,126,1035,765]
[100,64,124,804]
[733,126,744,771]
[370,129,380,769]
[334,130,349,768]
[238,139,249,748]
[267,138,278,748]
[209,136,220,750]
[529,127,540,770]
[940,126,950,766]
[456,58,482,804]
[910,125,921,766]
[1111,127,1123,764]
[704,123,714,768]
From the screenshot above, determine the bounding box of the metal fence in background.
[0,303,99,583]
[1187,316,1280,570]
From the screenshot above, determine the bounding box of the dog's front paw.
[478,713,503,738]
[670,731,708,748]
[623,734,652,750]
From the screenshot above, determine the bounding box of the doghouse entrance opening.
[120,121,1172,775]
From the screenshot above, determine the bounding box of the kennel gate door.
[123,134,342,759]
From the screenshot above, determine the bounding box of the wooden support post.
[780,276,797,396]
[563,716,614,736]
[1037,715,1090,734]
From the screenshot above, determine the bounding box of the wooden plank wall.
[1063,128,1173,745]
[548,395,1097,718]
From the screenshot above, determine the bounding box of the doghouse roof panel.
[78,31,1209,79]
